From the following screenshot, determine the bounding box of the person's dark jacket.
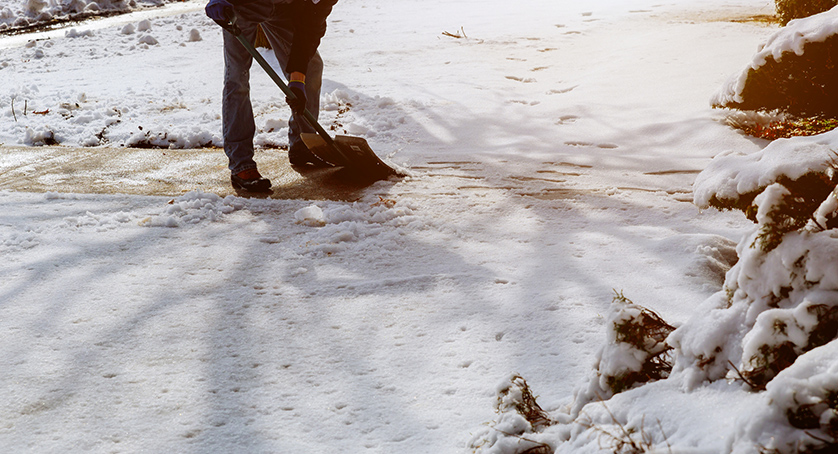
[233,0,337,74]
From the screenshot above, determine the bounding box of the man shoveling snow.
[205,0,336,192]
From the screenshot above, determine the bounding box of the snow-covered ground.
[0,0,181,31]
[0,0,804,452]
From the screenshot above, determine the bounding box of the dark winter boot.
[231,168,272,192]
[289,143,330,168]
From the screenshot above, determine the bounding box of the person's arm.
[286,0,337,75]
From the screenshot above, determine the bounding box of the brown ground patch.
[0,146,372,201]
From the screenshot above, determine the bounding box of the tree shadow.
[0,53,751,452]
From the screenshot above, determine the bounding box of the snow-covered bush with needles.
[672,128,838,387]
[665,127,838,452]
[713,7,838,118]
[468,375,557,454]
[776,0,838,25]
[571,292,676,416]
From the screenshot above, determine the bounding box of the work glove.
[206,0,234,25]
[286,79,307,115]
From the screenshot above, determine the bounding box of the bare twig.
[597,396,642,451]
[804,429,837,445]
[442,26,467,39]
[727,360,765,391]
[11,98,16,122]
[580,394,675,453]
[656,418,673,454]
[24,99,27,116]
[491,428,552,453]
[810,216,827,232]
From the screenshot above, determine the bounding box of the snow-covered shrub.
[776,0,838,25]
[496,375,555,432]
[670,129,838,390]
[469,375,557,454]
[694,131,838,220]
[713,7,838,118]
[751,175,836,252]
[601,292,675,394]
[572,293,675,414]
[731,342,838,453]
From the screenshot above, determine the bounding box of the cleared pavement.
[0,145,372,200]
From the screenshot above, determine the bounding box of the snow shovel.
[217,12,397,182]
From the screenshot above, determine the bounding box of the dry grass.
[727,114,838,141]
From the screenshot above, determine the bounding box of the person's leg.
[260,10,325,164]
[222,19,260,174]
[220,2,274,191]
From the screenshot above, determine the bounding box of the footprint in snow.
[509,99,540,106]
[506,75,537,83]
[548,86,577,95]
[565,141,594,147]
[564,141,619,149]
[556,114,578,124]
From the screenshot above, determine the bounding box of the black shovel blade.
[300,133,396,182]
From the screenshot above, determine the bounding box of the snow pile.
[295,197,422,255]
[712,6,838,107]
[0,0,176,31]
[320,89,409,141]
[140,191,246,228]
[62,207,135,231]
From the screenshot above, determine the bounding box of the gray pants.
[222,1,323,174]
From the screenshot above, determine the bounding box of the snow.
[6,0,836,453]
